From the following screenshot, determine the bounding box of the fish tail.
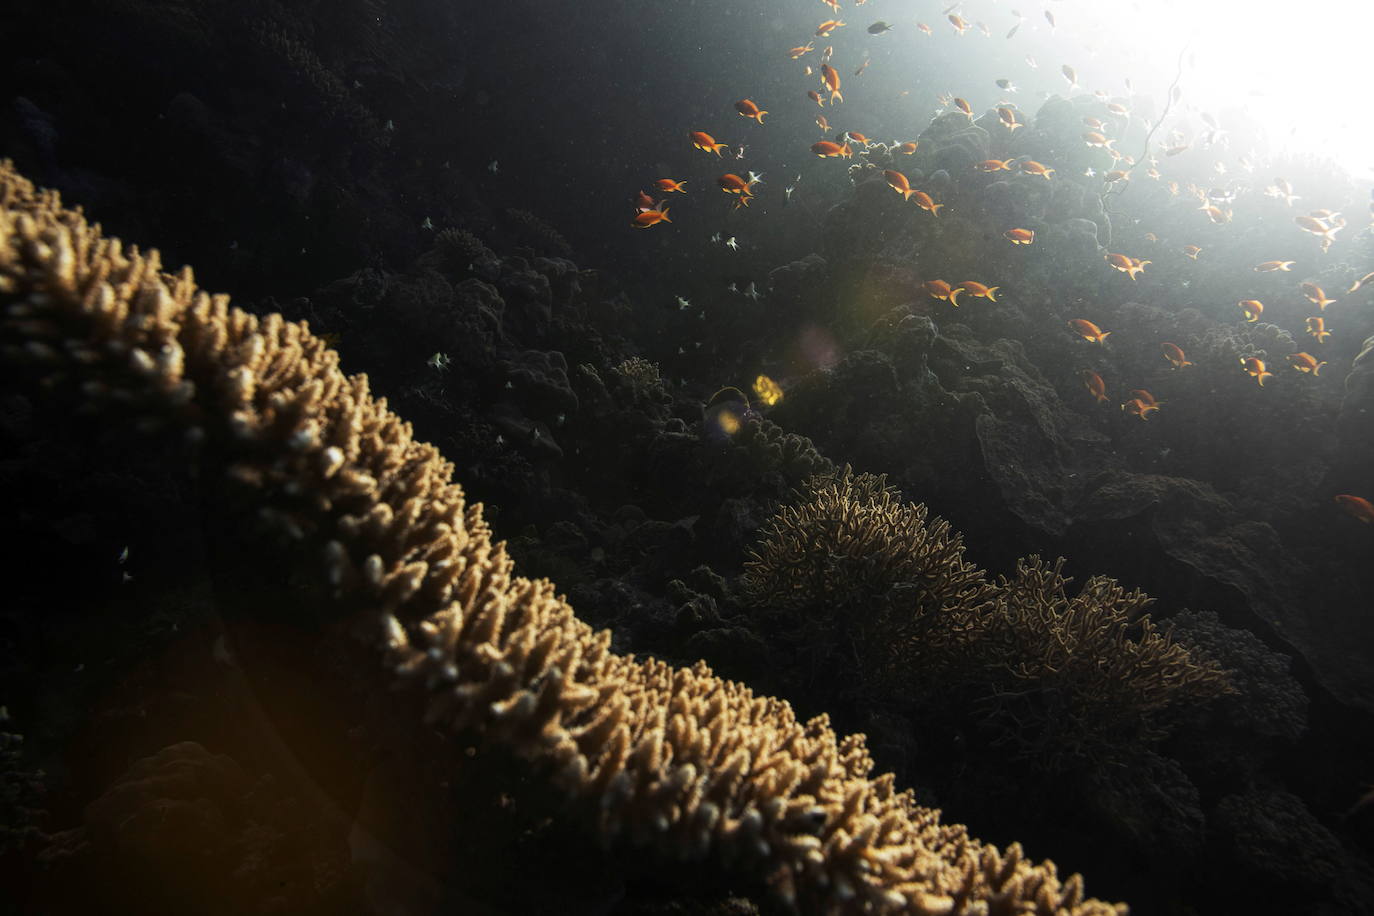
[1099,330,1111,342]
[986,287,999,300]
[931,203,943,216]
[757,111,767,123]
[904,189,915,201]
[948,288,961,307]
[661,208,671,221]
[1314,362,1325,376]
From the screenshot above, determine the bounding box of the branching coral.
[743,469,995,682]
[0,161,1123,914]
[970,558,1235,768]
[744,468,1233,771]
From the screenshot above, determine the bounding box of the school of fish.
[624,0,1374,524]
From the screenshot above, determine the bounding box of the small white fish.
[384,119,395,131]
[745,282,761,301]
[1025,54,1038,69]
[747,171,764,186]
[677,296,691,309]
[785,185,796,203]
[727,282,738,293]
[995,78,1017,93]
[427,352,451,370]
[421,216,434,230]
[710,232,722,244]
[1084,167,1096,177]
[118,546,129,564]
[735,145,746,159]
[725,237,739,251]
[487,160,499,174]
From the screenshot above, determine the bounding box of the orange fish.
[1102,170,1130,183]
[816,114,831,132]
[896,141,919,154]
[655,178,687,193]
[717,173,752,195]
[821,64,844,103]
[1201,205,1232,224]
[1348,270,1374,293]
[948,13,970,33]
[1122,395,1159,420]
[1165,144,1190,157]
[843,131,872,147]
[854,58,870,77]
[1161,342,1192,369]
[1306,316,1330,342]
[691,131,728,156]
[1068,318,1110,343]
[1081,369,1108,404]
[1004,228,1035,245]
[951,281,998,306]
[1084,116,1106,130]
[810,140,852,158]
[975,158,1014,172]
[1301,282,1335,310]
[634,190,658,212]
[1020,160,1054,179]
[735,99,767,123]
[953,97,973,118]
[1254,260,1296,272]
[910,189,943,217]
[884,170,916,201]
[632,207,671,228]
[1105,252,1150,279]
[790,43,815,59]
[1105,102,1130,117]
[917,22,933,35]
[1144,232,1160,243]
[998,107,1022,131]
[816,19,846,36]
[1286,352,1326,374]
[808,89,826,107]
[1237,299,1264,322]
[1240,356,1274,385]
[1334,494,1374,523]
[1182,245,1202,260]
[924,279,954,302]
[1295,214,1339,238]
[1083,131,1114,148]
[821,0,840,12]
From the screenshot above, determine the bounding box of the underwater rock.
[916,113,990,175]
[497,348,577,416]
[1335,334,1374,483]
[766,253,828,321]
[1209,789,1356,898]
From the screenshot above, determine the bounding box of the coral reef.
[0,161,1123,912]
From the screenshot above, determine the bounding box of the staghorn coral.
[0,160,1123,914]
[744,469,1233,771]
[742,468,995,682]
[968,558,1234,769]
